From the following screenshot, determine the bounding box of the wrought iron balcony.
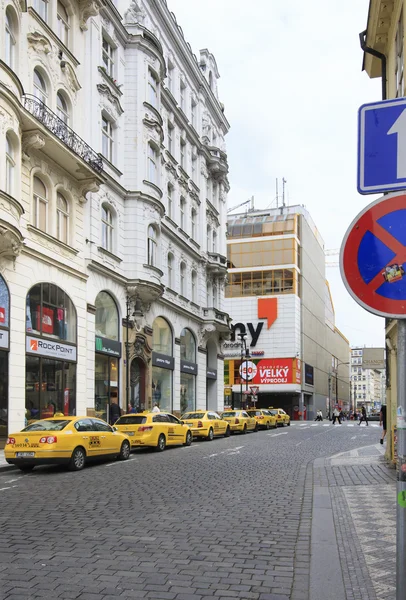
[23,94,103,173]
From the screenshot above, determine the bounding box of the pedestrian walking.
[358,405,368,426]
[380,404,387,445]
[315,410,323,421]
[332,407,341,425]
[109,398,121,425]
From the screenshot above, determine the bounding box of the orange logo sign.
[257,298,278,329]
[30,339,38,351]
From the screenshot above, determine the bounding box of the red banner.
[250,358,295,385]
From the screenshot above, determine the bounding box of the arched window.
[95,291,119,341]
[26,282,76,343]
[33,176,48,232]
[152,317,173,412]
[57,1,69,46]
[152,317,173,356]
[167,253,174,288]
[5,134,15,196]
[206,225,211,251]
[56,92,69,124]
[33,68,47,104]
[180,328,196,413]
[191,208,196,240]
[34,0,49,22]
[57,193,69,244]
[180,262,186,296]
[101,204,114,252]
[147,225,157,266]
[5,8,16,69]
[180,328,196,362]
[191,270,197,303]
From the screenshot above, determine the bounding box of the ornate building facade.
[0,0,230,440]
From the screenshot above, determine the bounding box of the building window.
[167,184,173,218]
[225,269,297,297]
[180,328,197,413]
[152,317,173,412]
[33,176,48,232]
[212,229,217,252]
[191,208,196,240]
[191,100,196,127]
[180,81,186,111]
[101,115,114,162]
[33,69,47,104]
[180,262,186,296]
[102,36,115,77]
[57,1,69,46]
[212,283,217,308]
[167,121,174,155]
[180,139,186,169]
[5,134,15,196]
[56,92,69,124]
[5,8,16,69]
[396,11,404,97]
[212,182,218,206]
[147,225,157,266]
[191,270,197,303]
[180,197,185,230]
[57,193,69,244]
[26,282,76,342]
[207,225,211,251]
[191,153,196,181]
[167,253,173,288]
[167,61,174,93]
[101,204,114,252]
[34,0,49,22]
[148,143,157,183]
[148,69,158,107]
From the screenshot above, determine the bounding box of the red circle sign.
[340,192,406,318]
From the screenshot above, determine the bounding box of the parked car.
[246,409,277,430]
[220,410,258,434]
[5,417,131,471]
[114,412,192,451]
[181,410,231,440]
[268,408,291,426]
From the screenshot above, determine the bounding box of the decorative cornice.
[97,84,124,115]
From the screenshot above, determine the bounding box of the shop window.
[95,291,119,341]
[95,354,118,423]
[0,274,10,327]
[26,283,76,343]
[5,7,17,69]
[57,192,69,244]
[26,356,76,422]
[33,176,48,232]
[180,328,196,362]
[180,372,195,413]
[152,317,172,356]
[152,366,172,413]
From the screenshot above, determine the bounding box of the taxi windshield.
[182,413,205,419]
[222,412,237,417]
[23,420,70,431]
[116,416,147,425]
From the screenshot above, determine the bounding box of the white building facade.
[350,347,385,413]
[0,0,230,441]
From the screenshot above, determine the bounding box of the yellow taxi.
[181,410,231,440]
[268,407,291,427]
[5,416,131,472]
[246,409,277,430]
[220,410,258,434]
[114,411,192,451]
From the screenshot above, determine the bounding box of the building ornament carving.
[27,31,51,54]
[124,0,146,24]
[97,84,124,115]
[197,323,217,346]
[63,62,81,93]
[143,117,164,143]
[79,180,100,203]
[22,131,46,158]
[79,0,103,31]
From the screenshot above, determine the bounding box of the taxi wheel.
[254,424,259,432]
[184,431,192,446]
[18,464,34,472]
[119,440,131,460]
[242,424,247,434]
[265,422,270,430]
[69,447,86,471]
[224,426,231,437]
[156,434,166,452]
[207,428,214,441]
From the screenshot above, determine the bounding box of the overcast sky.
[168,0,385,348]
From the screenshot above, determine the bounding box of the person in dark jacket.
[358,405,368,426]
[380,404,387,445]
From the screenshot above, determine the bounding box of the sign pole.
[397,318,406,600]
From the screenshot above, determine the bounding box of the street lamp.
[238,332,251,409]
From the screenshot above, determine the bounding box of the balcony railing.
[23,94,103,173]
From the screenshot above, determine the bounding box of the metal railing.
[23,94,103,173]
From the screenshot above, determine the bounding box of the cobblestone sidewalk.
[314,445,396,600]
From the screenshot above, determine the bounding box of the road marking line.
[267,432,288,437]
[323,424,330,426]
[0,486,11,491]
[311,424,318,427]
[105,457,138,467]
[351,436,356,439]
[4,478,20,484]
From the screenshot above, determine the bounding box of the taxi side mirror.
[112,426,117,431]
[180,420,185,425]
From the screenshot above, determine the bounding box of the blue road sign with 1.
[358,98,406,195]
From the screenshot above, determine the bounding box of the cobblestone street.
[0,423,396,600]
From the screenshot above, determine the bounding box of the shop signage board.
[340,193,406,318]
[358,98,406,194]
[26,335,77,362]
[95,336,121,357]
[180,359,198,375]
[240,358,299,385]
[361,348,385,370]
[206,369,217,380]
[152,352,174,370]
[0,329,9,350]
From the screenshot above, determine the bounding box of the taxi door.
[73,418,100,458]
[166,413,185,445]
[92,419,119,455]
[211,412,225,435]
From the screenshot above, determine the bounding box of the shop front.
[152,317,173,412]
[94,292,120,424]
[26,283,77,421]
[0,275,10,443]
[180,328,197,414]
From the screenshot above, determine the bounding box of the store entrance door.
[130,358,145,413]
[0,350,9,448]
